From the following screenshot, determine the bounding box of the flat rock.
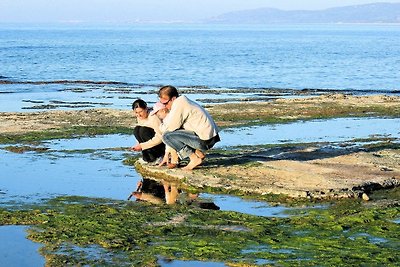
[136,145,400,199]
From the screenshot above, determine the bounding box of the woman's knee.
[136,126,156,141]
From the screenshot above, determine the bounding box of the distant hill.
[204,3,400,24]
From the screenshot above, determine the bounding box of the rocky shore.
[1,93,400,199]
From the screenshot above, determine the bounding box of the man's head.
[158,85,179,110]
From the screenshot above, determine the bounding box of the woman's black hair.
[132,99,147,110]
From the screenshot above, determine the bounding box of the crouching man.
[157,85,220,170]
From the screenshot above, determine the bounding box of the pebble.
[362,193,370,201]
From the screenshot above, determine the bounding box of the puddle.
[0,225,45,266]
[127,178,292,217]
[200,193,290,217]
[24,117,399,151]
[43,134,132,151]
[218,117,400,147]
[0,149,138,205]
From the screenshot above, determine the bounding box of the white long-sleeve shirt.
[136,113,163,150]
[160,95,219,141]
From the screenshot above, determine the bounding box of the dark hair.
[158,85,179,99]
[132,99,147,110]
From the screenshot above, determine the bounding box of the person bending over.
[131,99,165,163]
[157,85,220,170]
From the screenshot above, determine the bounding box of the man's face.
[159,95,175,110]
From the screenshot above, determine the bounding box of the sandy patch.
[0,109,133,134]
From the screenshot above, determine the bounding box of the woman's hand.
[131,144,142,151]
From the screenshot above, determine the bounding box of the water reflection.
[127,179,292,217]
[128,178,220,210]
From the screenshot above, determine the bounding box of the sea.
[0,23,399,103]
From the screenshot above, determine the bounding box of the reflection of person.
[131,190,164,204]
[163,181,179,205]
[131,99,165,163]
[128,178,220,210]
[150,102,180,169]
[129,179,179,205]
[158,85,221,170]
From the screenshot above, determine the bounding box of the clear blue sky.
[1,0,400,23]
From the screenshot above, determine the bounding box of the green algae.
[3,145,50,153]
[0,125,133,144]
[0,196,399,266]
[210,100,400,128]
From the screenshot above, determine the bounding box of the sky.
[1,0,400,23]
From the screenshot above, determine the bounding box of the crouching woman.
[131,99,165,164]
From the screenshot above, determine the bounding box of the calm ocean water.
[1,23,399,92]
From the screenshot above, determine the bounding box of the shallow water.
[38,117,400,151]
[0,84,301,112]
[0,149,137,205]
[43,133,133,151]
[219,117,400,147]
[0,225,45,266]
[201,193,290,217]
